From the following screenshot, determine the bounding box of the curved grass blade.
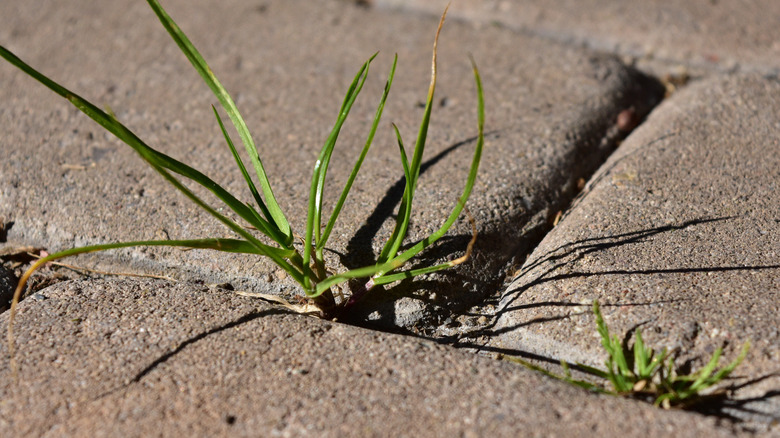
[144,159,304,283]
[302,54,375,287]
[705,341,750,385]
[318,55,398,252]
[393,124,413,202]
[6,236,289,376]
[312,54,484,298]
[146,0,292,243]
[377,8,447,264]
[212,105,285,242]
[373,207,476,285]
[504,356,610,394]
[575,362,612,380]
[633,330,647,375]
[313,259,397,297]
[375,55,484,278]
[689,348,724,391]
[211,105,286,240]
[408,3,448,189]
[0,46,283,244]
[376,123,414,263]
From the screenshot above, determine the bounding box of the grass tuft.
[1,0,483,369]
[506,300,750,409]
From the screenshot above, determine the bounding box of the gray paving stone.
[377,0,780,77]
[489,74,780,432]
[0,278,742,437]
[0,0,663,329]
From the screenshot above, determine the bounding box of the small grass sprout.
[507,300,750,409]
[585,300,750,408]
[1,0,484,353]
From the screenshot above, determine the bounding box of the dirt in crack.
[340,65,670,347]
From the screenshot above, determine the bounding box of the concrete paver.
[490,73,780,432]
[2,0,778,436]
[0,278,741,437]
[0,0,662,328]
[377,0,780,76]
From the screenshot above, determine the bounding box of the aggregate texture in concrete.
[489,73,780,432]
[0,278,742,437]
[0,0,663,330]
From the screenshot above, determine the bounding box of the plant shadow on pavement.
[335,131,505,330]
[426,215,780,421]
[342,132,491,268]
[690,375,780,429]
[93,306,291,401]
[482,215,780,333]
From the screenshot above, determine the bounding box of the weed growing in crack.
[1,0,483,355]
[507,300,750,409]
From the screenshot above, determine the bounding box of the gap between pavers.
[485,73,780,433]
[375,0,780,77]
[0,278,744,437]
[0,0,664,330]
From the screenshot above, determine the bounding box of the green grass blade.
[316,55,483,296]
[376,12,447,263]
[302,54,375,282]
[593,301,612,351]
[371,261,444,285]
[313,260,396,297]
[505,357,610,394]
[593,301,634,391]
[11,237,292,312]
[32,238,278,261]
[374,210,476,284]
[575,362,612,380]
[505,356,565,380]
[0,45,289,246]
[408,5,447,193]
[611,334,632,378]
[376,197,410,263]
[634,330,652,378]
[683,344,749,395]
[377,123,413,263]
[374,55,484,278]
[706,341,750,385]
[147,160,304,284]
[688,347,723,391]
[318,54,398,251]
[6,235,293,373]
[312,55,374,235]
[561,361,610,393]
[212,105,280,239]
[370,259,449,284]
[146,0,291,242]
[312,52,484,297]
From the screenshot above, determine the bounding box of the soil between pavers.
[0,278,743,437]
[0,0,663,329]
[488,74,780,433]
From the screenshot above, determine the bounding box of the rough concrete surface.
[377,0,780,77]
[0,0,662,329]
[0,279,742,437]
[490,74,780,432]
[1,0,778,436]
